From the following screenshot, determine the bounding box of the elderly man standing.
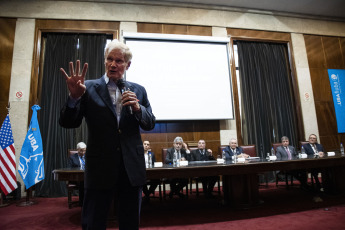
[59,40,155,230]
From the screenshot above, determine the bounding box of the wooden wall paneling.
[227,28,290,42]
[187,26,212,36]
[304,35,326,68]
[323,37,344,69]
[319,135,339,152]
[304,34,345,150]
[0,18,16,122]
[137,23,163,33]
[163,24,188,34]
[340,38,345,67]
[314,102,337,136]
[309,68,333,102]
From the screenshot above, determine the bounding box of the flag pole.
[0,103,12,207]
[17,186,35,207]
[0,190,10,207]
[17,103,43,207]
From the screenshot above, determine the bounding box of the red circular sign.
[16,91,23,98]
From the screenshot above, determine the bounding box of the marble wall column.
[291,33,319,140]
[9,18,35,190]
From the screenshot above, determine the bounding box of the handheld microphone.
[116,79,133,115]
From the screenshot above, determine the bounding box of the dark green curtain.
[237,41,299,159]
[35,33,107,197]
[74,34,107,144]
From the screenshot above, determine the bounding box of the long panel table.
[53,154,345,208]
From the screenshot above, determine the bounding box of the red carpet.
[1,182,345,229]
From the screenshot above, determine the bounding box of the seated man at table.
[68,142,86,169]
[223,138,250,160]
[303,134,325,191]
[276,136,309,190]
[142,140,160,201]
[68,142,86,206]
[190,139,218,198]
[165,136,190,199]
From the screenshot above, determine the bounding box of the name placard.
[180,161,188,166]
[269,156,277,161]
[154,162,163,167]
[237,158,246,163]
[327,152,336,156]
[217,159,225,164]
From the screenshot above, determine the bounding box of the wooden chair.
[161,148,189,198]
[67,149,80,208]
[272,143,294,189]
[240,145,257,157]
[238,145,270,187]
[188,147,200,196]
[300,141,316,187]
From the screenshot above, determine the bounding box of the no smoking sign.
[16,91,23,99]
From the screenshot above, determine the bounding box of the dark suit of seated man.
[165,136,190,199]
[142,140,160,201]
[223,138,250,161]
[190,139,218,198]
[68,142,86,206]
[276,136,309,190]
[302,134,325,191]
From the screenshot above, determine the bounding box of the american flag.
[0,114,18,195]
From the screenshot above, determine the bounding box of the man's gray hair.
[174,136,183,143]
[77,142,87,149]
[104,39,133,63]
[281,136,289,141]
[230,138,237,142]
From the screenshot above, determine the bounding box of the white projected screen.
[125,34,233,121]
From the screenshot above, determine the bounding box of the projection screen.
[124,32,234,121]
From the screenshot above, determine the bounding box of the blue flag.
[328,69,345,133]
[18,105,45,189]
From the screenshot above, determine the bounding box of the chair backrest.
[162,148,168,162]
[218,145,228,156]
[68,149,78,157]
[189,147,198,152]
[272,143,283,153]
[239,145,257,157]
[299,141,309,150]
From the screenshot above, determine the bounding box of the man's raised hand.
[60,60,88,99]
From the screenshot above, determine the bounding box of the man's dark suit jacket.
[276,145,297,161]
[60,76,156,189]
[165,147,190,164]
[190,149,215,161]
[302,143,325,155]
[223,146,243,160]
[68,153,81,168]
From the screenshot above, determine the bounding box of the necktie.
[312,144,318,154]
[286,147,291,160]
[80,156,85,169]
